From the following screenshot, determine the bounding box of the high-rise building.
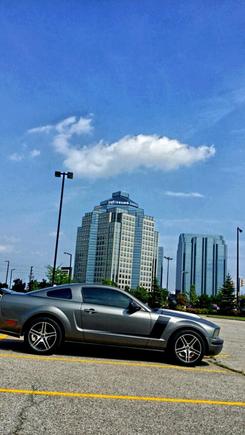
[176,233,227,296]
[74,191,163,291]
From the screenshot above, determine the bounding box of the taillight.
[5,320,17,327]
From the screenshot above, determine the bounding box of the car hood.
[154,308,200,319]
[155,308,220,329]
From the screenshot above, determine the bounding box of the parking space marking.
[213,353,231,359]
[0,388,244,407]
[0,352,228,373]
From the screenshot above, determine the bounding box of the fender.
[21,305,72,336]
[162,318,210,350]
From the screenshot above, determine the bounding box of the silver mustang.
[0,284,223,366]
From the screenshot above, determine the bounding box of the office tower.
[176,233,227,296]
[74,191,163,291]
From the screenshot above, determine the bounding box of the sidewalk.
[205,316,245,374]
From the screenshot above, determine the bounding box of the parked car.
[210,303,220,312]
[0,284,223,366]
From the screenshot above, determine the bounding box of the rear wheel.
[24,317,63,355]
[169,329,205,366]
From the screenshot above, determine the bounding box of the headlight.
[213,328,220,338]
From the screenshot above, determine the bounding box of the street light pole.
[4,260,10,285]
[237,227,243,307]
[52,171,73,286]
[64,252,72,283]
[164,256,173,292]
[9,268,15,289]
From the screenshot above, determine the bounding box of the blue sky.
[0,0,245,291]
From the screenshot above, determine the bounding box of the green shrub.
[175,305,186,311]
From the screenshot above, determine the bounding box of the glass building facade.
[74,191,163,291]
[176,233,227,296]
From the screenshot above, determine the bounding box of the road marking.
[0,335,8,340]
[0,388,244,407]
[214,353,231,359]
[0,352,228,373]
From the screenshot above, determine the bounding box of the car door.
[81,286,153,348]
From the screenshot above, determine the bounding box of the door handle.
[84,308,96,314]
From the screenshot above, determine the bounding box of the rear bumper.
[207,337,224,356]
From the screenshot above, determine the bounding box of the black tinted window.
[82,287,131,309]
[47,288,72,300]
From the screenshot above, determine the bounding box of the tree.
[189,284,198,307]
[27,279,49,292]
[176,292,187,307]
[148,278,168,308]
[197,294,211,308]
[0,282,8,289]
[38,279,49,289]
[27,279,39,291]
[218,274,236,313]
[46,265,70,285]
[12,279,26,292]
[102,279,118,287]
[130,287,149,304]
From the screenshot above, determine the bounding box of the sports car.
[0,284,223,366]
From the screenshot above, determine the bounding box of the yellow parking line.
[213,353,231,359]
[0,388,244,407]
[0,353,228,374]
[0,335,8,340]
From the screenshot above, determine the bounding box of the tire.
[169,329,205,366]
[24,316,63,355]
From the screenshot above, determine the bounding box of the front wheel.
[169,329,205,366]
[24,317,63,355]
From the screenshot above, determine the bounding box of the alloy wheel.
[174,332,203,364]
[28,321,57,352]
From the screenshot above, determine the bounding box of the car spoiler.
[0,288,14,296]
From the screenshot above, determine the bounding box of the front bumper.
[207,337,224,356]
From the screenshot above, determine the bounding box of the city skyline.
[0,2,245,291]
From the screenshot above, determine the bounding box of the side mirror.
[128,301,141,314]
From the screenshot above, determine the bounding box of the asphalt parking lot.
[0,318,244,435]
[206,317,245,373]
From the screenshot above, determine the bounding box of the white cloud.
[28,115,93,137]
[0,236,20,254]
[9,152,24,162]
[28,115,215,179]
[30,149,41,158]
[62,135,215,179]
[164,191,204,198]
[27,125,53,134]
[9,149,41,161]
[0,244,12,253]
[158,218,220,228]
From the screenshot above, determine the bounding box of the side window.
[47,288,72,300]
[82,287,131,309]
